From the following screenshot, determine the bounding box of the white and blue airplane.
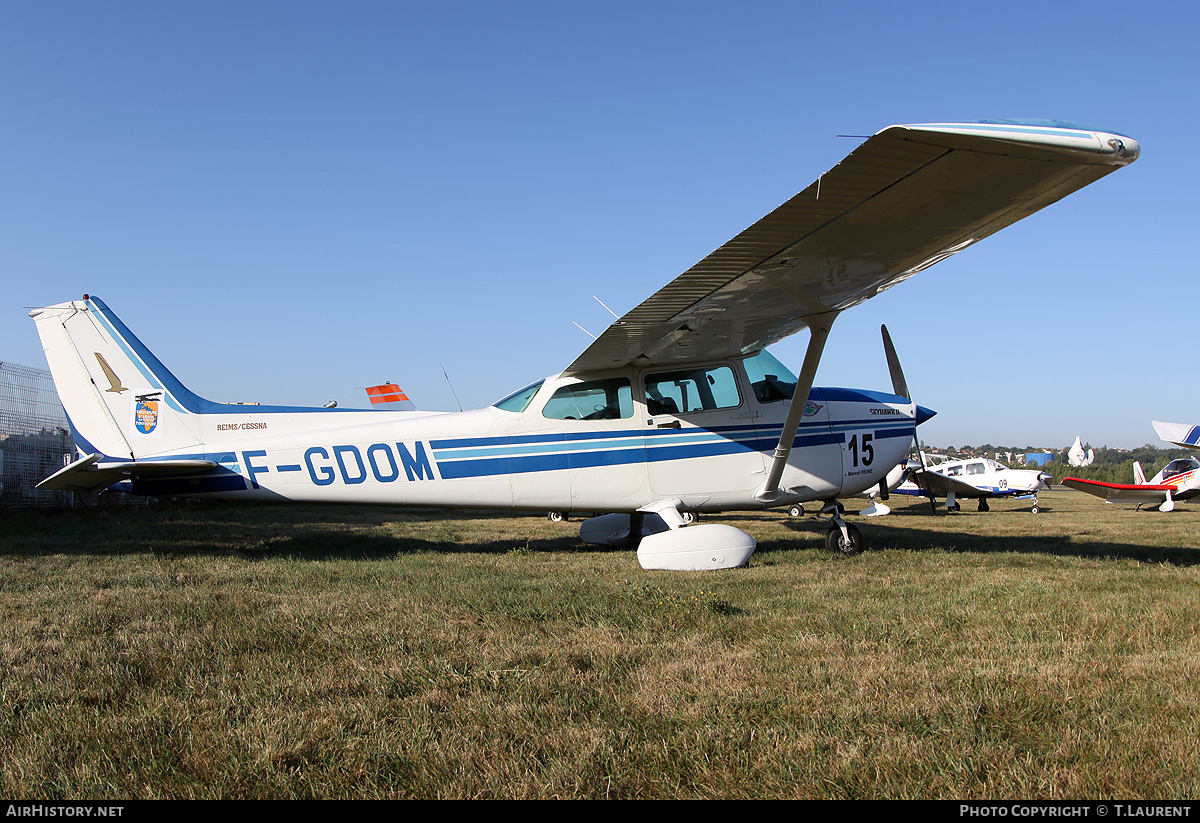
[899,457,1055,513]
[30,120,1138,570]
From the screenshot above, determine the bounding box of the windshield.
[492,380,544,413]
[743,349,798,403]
[1163,458,1200,479]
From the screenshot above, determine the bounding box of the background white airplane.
[30,120,1138,570]
[896,457,1054,513]
[1062,421,1200,511]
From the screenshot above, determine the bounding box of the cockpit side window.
[543,377,634,421]
[966,462,986,475]
[492,380,544,413]
[644,365,740,415]
[743,350,798,404]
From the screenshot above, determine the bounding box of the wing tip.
[881,119,1139,164]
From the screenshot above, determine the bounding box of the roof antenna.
[440,362,462,412]
[593,295,620,319]
[572,321,597,339]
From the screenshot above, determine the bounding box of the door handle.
[656,420,682,429]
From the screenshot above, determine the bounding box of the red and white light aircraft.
[1063,421,1200,511]
[31,120,1138,569]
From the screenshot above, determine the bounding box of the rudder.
[30,296,205,459]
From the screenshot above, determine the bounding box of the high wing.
[566,120,1138,373]
[37,452,217,494]
[1061,477,1175,504]
[1153,420,1200,451]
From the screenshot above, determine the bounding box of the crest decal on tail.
[132,392,162,438]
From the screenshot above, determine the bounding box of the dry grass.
[1,488,1198,798]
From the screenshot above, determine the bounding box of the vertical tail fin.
[1134,461,1147,485]
[365,383,417,411]
[29,296,205,459]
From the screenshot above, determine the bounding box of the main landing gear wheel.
[547,511,567,523]
[788,504,804,518]
[825,522,863,555]
[1031,505,1040,514]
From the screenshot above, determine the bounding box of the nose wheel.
[821,501,863,555]
[825,522,863,555]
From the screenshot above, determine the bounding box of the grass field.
[2,487,1198,799]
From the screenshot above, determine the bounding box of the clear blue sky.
[2,1,1193,449]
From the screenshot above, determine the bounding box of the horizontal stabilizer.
[37,452,217,493]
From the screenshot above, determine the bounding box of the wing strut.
[755,311,839,502]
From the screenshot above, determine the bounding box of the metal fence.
[0,360,74,507]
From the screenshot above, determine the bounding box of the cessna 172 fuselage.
[31,120,1140,570]
[33,296,926,557]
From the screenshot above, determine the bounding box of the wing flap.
[37,452,217,493]
[567,121,1137,373]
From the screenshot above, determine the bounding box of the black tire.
[1031,506,1040,514]
[825,523,864,555]
[547,511,566,523]
[788,504,804,518]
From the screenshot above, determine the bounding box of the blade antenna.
[440,362,462,412]
[593,296,620,319]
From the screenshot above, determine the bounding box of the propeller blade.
[882,325,940,513]
[881,324,909,400]
[916,448,936,513]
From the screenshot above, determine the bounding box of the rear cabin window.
[492,380,544,413]
[644,365,740,415]
[542,378,634,420]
